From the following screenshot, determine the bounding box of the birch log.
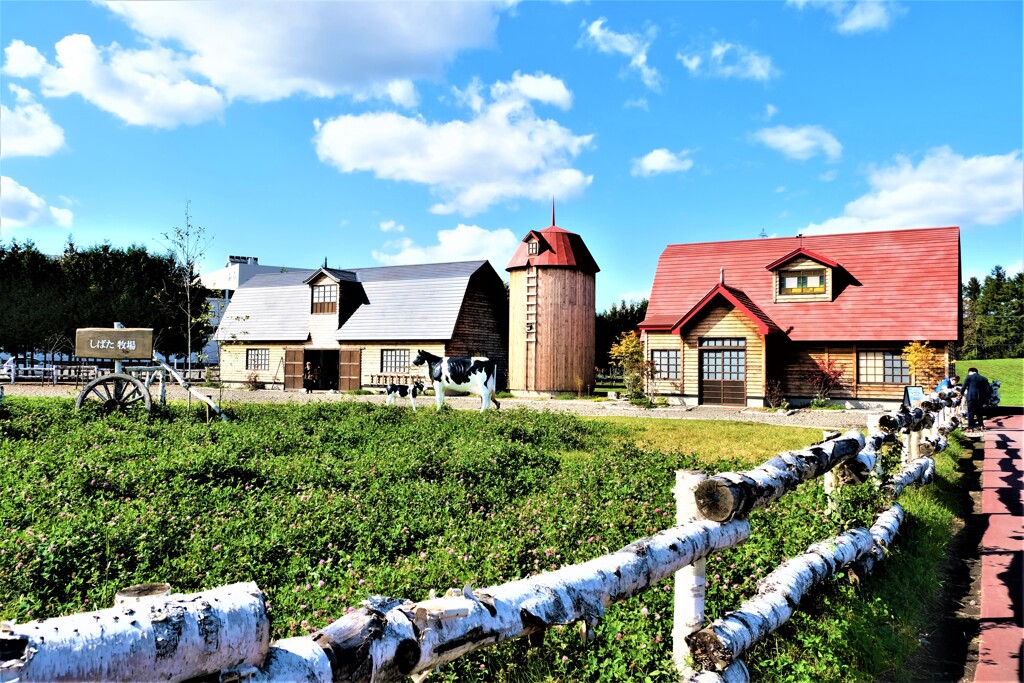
[693,431,865,522]
[685,525,879,671]
[883,457,935,498]
[841,433,895,485]
[217,637,332,683]
[878,407,924,433]
[849,504,905,581]
[686,660,751,682]
[310,519,751,683]
[674,471,709,675]
[0,582,268,683]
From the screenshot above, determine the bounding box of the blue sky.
[2,0,1021,310]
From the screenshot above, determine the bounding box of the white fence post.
[822,431,841,513]
[674,470,708,675]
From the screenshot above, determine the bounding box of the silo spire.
[551,197,556,227]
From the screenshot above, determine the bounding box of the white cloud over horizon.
[0,176,74,230]
[314,73,594,216]
[801,146,1023,235]
[753,124,843,161]
[678,40,779,81]
[372,224,519,271]
[788,0,904,34]
[581,18,660,90]
[1,84,65,157]
[631,148,694,177]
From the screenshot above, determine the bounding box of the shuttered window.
[858,351,909,384]
[381,349,409,373]
[779,269,826,295]
[246,348,269,371]
[311,284,338,314]
[528,240,538,255]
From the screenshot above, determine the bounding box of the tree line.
[0,240,213,364]
[961,265,1024,360]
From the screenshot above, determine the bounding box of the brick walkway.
[974,409,1023,683]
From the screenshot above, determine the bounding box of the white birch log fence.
[0,582,268,683]
[0,393,964,682]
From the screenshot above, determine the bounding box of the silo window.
[528,241,538,255]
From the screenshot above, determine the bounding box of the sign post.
[903,385,924,408]
[75,327,154,364]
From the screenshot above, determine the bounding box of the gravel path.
[3,381,873,431]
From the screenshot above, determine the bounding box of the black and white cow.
[385,380,425,411]
[412,350,500,411]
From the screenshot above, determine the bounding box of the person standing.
[2,355,15,385]
[935,374,959,393]
[961,367,991,433]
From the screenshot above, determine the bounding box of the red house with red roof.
[638,226,961,407]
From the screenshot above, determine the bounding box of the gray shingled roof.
[214,270,315,342]
[215,261,492,343]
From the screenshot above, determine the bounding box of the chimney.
[720,267,725,285]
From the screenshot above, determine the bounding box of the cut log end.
[685,628,732,672]
[694,479,741,523]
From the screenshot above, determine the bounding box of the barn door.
[284,348,303,391]
[699,338,746,406]
[338,348,361,391]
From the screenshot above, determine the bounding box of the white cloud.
[1,84,65,157]
[678,41,779,81]
[3,40,48,77]
[314,73,594,216]
[631,148,694,177]
[372,224,519,269]
[802,147,1023,234]
[491,71,573,110]
[354,80,420,109]
[753,124,842,161]
[0,176,73,230]
[819,169,839,182]
[581,18,660,90]
[11,34,225,128]
[624,97,649,111]
[764,103,778,120]
[788,1,903,34]
[104,1,501,102]
[379,220,405,233]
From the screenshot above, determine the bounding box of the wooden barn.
[506,214,599,395]
[214,260,508,391]
[639,226,962,408]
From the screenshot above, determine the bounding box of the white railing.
[0,391,962,683]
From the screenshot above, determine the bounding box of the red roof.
[671,283,782,335]
[506,225,600,273]
[764,247,840,270]
[641,226,961,342]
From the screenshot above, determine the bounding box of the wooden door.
[284,348,303,391]
[700,339,746,406]
[338,348,361,391]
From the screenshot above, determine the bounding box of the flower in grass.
[318,580,325,587]
[561,655,569,662]
[641,607,649,616]
[212,544,221,551]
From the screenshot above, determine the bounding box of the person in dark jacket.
[961,367,991,432]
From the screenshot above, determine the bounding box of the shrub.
[244,372,265,390]
[808,358,844,402]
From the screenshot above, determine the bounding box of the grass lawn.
[953,357,1024,406]
[0,397,967,682]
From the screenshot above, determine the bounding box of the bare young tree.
[162,201,213,405]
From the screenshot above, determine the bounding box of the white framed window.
[528,240,538,255]
[779,269,826,295]
[858,351,909,384]
[312,284,338,314]
[381,349,409,373]
[246,348,269,371]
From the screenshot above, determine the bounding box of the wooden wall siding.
[508,268,596,392]
[219,343,290,385]
[772,256,832,304]
[448,272,509,388]
[355,342,444,385]
[306,274,340,347]
[645,332,684,396]
[680,304,764,400]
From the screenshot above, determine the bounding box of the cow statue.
[385,380,425,411]
[412,350,500,411]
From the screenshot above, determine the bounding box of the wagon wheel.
[75,373,152,414]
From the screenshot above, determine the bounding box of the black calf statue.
[386,380,425,411]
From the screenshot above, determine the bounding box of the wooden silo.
[506,212,599,395]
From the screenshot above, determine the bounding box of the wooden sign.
[75,328,154,360]
[903,385,925,408]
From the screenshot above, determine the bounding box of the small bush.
[244,372,265,390]
[810,398,844,410]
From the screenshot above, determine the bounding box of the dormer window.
[312,284,338,314]
[528,240,538,255]
[779,269,826,295]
